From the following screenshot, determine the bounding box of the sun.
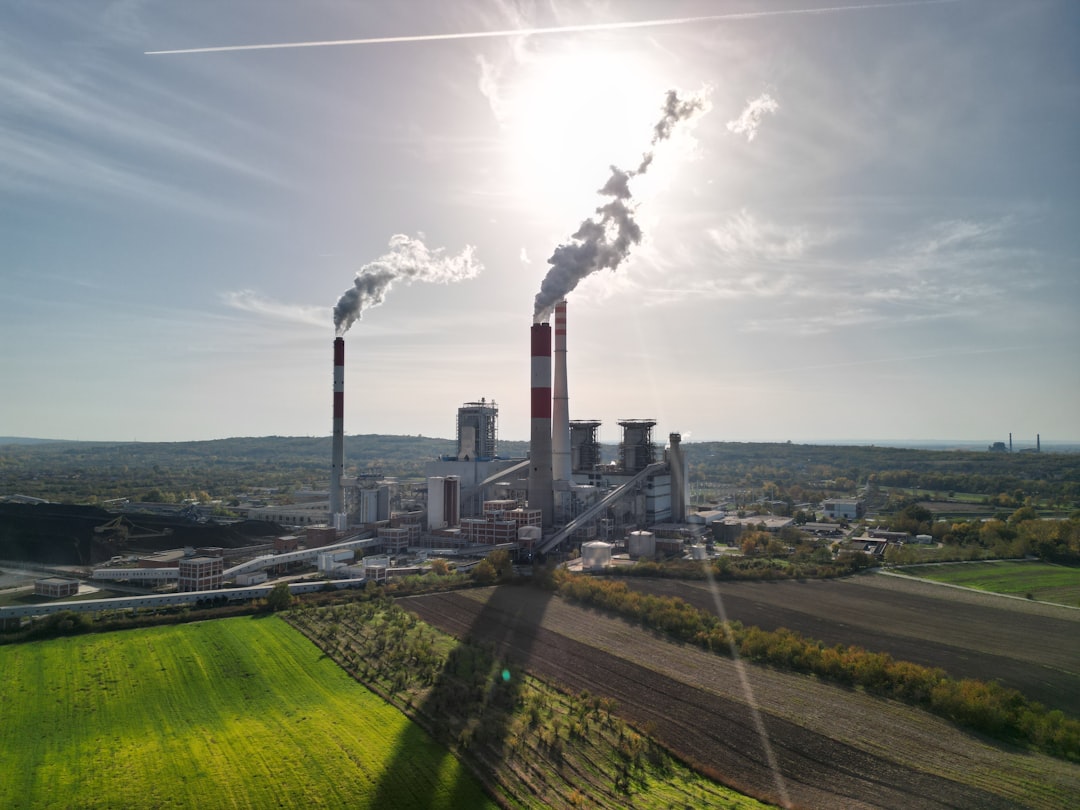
[498,45,667,215]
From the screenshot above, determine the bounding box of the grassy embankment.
[285,595,770,809]
[898,560,1080,606]
[0,616,496,810]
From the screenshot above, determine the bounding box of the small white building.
[822,499,864,521]
[34,578,79,599]
[687,510,725,526]
[362,555,391,583]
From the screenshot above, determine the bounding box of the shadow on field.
[369,582,552,809]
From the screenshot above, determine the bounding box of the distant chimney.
[1037,434,1041,452]
[528,323,554,527]
[1009,432,1013,453]
[330,338,345,519]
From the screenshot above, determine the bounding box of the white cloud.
[221,291,328,329]
[726,93,779,142]
[707,209,825,262]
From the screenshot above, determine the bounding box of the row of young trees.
[283,592,734,806]
[549,571,1080,761]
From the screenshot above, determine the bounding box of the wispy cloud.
[0,11,281,215]
[914,218,1008,255]
[707,209,827,262]
[220,291,328,329]
[611,211,1051,336]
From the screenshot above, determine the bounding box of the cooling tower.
[528,322,554,527]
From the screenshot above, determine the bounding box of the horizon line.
[3,434,1075,447]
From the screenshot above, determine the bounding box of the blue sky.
[2,0,1077,445]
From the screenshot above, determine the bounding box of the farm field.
[617,570,1080,716]
[401,585,1080,810]
[0,616,497,810]
[897,560,1080,606]
[285,597,770,809]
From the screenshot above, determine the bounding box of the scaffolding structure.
[456,399,498,460]
[617,419,658,474]
[569,420,603,472]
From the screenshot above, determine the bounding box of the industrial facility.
[321,299,691,560]
[0,298,696,627]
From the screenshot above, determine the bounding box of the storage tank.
[627,530,656,558]
[581,540,613,571]
[690,544,708,560]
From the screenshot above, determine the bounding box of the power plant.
[323,298,690,560]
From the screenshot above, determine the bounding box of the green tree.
[472,559,496,584]
[429,558,451,576]
[265,582,293,612]
[487,549,513,581]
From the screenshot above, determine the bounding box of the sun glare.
[502,46,666,215]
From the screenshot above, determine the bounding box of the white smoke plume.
[726,93,779,142]
[334,234,482,335]
[534,88,710,321]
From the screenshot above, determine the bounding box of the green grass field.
[901,560,1080,606]
[0,616,497,810]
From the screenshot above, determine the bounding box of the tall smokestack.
[529,323,554,528]
[330,337,345,520]
[668,433,688,524]
[552,300,571,483]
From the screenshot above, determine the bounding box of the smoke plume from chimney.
[726,93,779,142]
[533,88,710,322]
[334,234,482,335]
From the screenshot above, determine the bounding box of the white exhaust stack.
[528,322,554,528]
[552,300,572,483]
[330,337,346,526]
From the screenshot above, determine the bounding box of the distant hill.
[0,437,73,446]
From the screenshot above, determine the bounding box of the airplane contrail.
[146,0,957,55]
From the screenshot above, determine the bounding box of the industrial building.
[177,556,224,592]
[34,578,80,599]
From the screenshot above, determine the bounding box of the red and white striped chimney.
[528,322,554,527]
[552,300,572,482]
[330,337,345,518]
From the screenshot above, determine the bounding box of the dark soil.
[617,573,1080,716]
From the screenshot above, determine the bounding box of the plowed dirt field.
[618,571,1080,715]
[401,584,1080,810]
